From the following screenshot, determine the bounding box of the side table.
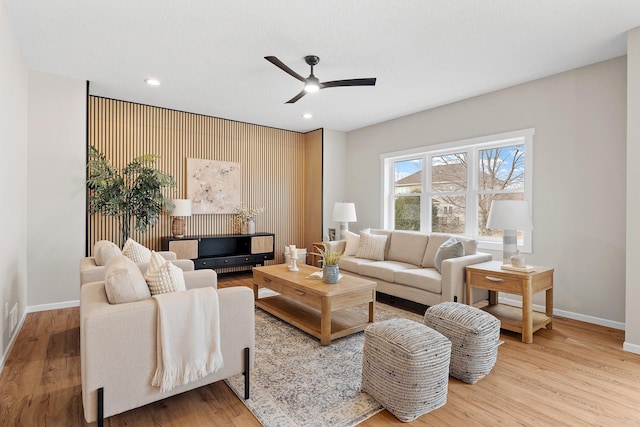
[465,260,554,344]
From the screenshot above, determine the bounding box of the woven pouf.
[361,318,451,422]
[424,302,500,384]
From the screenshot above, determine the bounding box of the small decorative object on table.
[510,251,525,267]
[318,243,343,284]
[233,205,264,234]
[288,245,299,272]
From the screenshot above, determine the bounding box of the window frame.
[381,128,534,253]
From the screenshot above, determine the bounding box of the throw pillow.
[94,240,121,266]
[343,230,360,256]
[122,238,152,263]
[434,237,465,273]
[104,255,152,304]
[145,251,186,295]
[355,231,387,261]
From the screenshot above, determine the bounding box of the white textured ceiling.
[5,0,640,132]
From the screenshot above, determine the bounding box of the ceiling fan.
[265,55,377,104]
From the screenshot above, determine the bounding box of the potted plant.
[317,243,343,284]
[86,146,175,244]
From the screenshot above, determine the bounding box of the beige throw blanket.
[152,287,223,392]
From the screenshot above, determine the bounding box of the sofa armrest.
[159,251,177,261]
[170,259,195,272]
[440,252,493,303]
[184,269,218,290]
[80,257,105,286]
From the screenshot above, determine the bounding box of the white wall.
[625,28,640,353]
[0,1,28,362]
[322,129,349,238]
[346,57,627,328]
[27,71,86,308]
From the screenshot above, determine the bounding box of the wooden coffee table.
[253,264,377,345]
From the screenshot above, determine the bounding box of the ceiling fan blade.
[285,90,307,104]
[265,56,306,83]
[321,78,377,89]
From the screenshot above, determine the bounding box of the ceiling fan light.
[304,76,320,93]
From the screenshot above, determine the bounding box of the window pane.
[478,193,525,237]
[394,159,422,194]
[432,195,465,234]
[395,195,420,230]
[478,145,524,191]
[432,153,467,192]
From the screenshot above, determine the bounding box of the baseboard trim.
[623,342,640,355]
[26,300,80,313]
[499,296,625,331]
[0,310,28,373]
[1,299,80,374]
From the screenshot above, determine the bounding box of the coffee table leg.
[321,297,331,346]
[368,295,375,324]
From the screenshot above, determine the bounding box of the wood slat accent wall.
[88,97,310,264]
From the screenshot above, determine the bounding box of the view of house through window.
[393,158,422,230]
[383,129,533,251]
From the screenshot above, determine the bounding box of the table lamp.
[486,200,533,265]
[333,202,357,240]
[170,199,192,238]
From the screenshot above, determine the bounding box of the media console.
[161,233,275,274]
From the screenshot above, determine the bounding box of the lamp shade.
[332,202,357,222]
[171,199,192,217]
[486,200,533,231]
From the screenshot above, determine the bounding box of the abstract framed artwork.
[187,158,241,214]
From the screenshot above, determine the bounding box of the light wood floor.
[2,273,640,426]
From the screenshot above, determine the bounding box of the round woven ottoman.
[361,318,451,422]
[424,302,500,384]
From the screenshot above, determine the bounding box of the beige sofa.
[80,270,255,423]
[80,251,195,285]
[328,230,492,306]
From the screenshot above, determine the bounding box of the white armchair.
[80,269,255,424]
[80,251,195,285]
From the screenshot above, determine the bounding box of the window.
[382,129,534,252]
[393,159,422,231]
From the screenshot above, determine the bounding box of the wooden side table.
[465,260,554,344]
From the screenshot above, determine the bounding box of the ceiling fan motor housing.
[305,55,320,66]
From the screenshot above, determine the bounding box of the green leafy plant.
[87,146,175,243]
[317,243,343,266]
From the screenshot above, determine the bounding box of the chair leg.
[243,347,250,399]
[97,387,104,427]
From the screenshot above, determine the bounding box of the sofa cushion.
[356,232,388,261]
[122,238,152,263]
[422,234,454,268]
[369,229,393,259]
[144,251,187,295]
[458,236,478,256]
[434,237,465,273]
[387,231,429,266]
[395,268,443,294]
[339,256,377,275]
[344,230,360,256]
[359,261,419,283]
[104,255,151,304]
[94,240,121,266]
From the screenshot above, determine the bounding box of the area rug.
[225,298,423,427]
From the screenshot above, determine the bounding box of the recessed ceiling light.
[144,78,160,86]
[302,113,312,119]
